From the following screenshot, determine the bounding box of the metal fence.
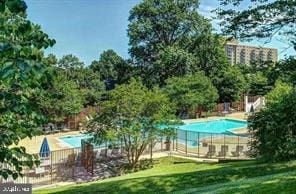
[0,130,252,187]
[173,129,252,159]
[0,140,164,187]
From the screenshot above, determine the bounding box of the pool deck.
[17,131,81,154]
[17,112,248,154]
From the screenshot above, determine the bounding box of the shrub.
[248,84,296,161]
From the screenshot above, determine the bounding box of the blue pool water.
[58,119,247,147]
[177,119,247,133]
[59,134,92,148]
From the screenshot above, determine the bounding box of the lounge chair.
[231,145,244,157]
[218,145,229,157]
[96,148,108,160]
[202,142,208,147]
[206,145,216,157]
[110,148,122,159]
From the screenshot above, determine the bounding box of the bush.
[248,85,296,162]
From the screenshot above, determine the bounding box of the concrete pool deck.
[16,131,81,154]
[17,112,248,154]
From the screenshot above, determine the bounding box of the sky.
[26,0,295,65]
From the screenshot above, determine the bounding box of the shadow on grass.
[36,160,296,194]
[173,161,196,164]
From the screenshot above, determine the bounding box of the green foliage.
[248,86,296,161]
[212,65,246,102]
[90,49,131,84]
[88,79,175,167]
[39,71,84,123]
[128,0,227,87]
[0,0,55,179]
[152,46,197,86]
[265,81,293,104]
[216,0,296,50]
[75,68,104,106]
[57,54,84,72]
[56,54,104,106]
[247,72,271,96]
[192,35,229,77]
[164,72,218,118]
[269,57,296,86]
[43,54,58,66]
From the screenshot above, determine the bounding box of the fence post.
[172,134,175,151]
[150,140,153,160]
[238,135,240,158]
[198,132,200,158]
[224,134,226,159]
[176,129,178,151]
[210,133,213,158]
[50,152,53,184]
[185,131,188,155]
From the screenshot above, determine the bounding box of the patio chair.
[97,148,108,160]
[206,145,216,157]
[202,142,208,147]
[110,148,123,159]
[231,145,244,157]
[35,167,46,177]
[218,145,229,157]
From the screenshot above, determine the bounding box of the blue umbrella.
[39,137,50,158]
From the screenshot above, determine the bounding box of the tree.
[56,54,104,106]
[248,84,296,161]
[268,57,296,86]
[191,35,230,78]
[213,66,246,102]
[265,81,293,104]
[87,79,176,168]
[43,54,58,66]
[248,72,271,96]
[152,46,197,86]
[57,54,84,78]
[90,49,131,86]
[164,72,218,118]
[57,54,84,70]
[216,0,296,50]
[128,0,227,87]
[39,71,84,123]
[71,68,104,106]
[0,0,55,179]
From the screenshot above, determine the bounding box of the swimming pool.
[58,134,92,148]
[58,119,247,148]
[177,119,247,133]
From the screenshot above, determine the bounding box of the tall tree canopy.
[164,72,218,118]
[57,54,84,78]
[39,70,84,123]
[56,54,104,106]
[216,0,296,50]
[0,0,55,179]
[213,66,246,102]
[128,0,228,87]
[90,49,131,86]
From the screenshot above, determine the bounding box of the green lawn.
[35,157,296,194]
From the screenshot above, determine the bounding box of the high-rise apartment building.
[225,38,278,65]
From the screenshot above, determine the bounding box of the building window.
[250,50,256,62]
[240,49,246,64]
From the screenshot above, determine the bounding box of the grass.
[35,156,296,194]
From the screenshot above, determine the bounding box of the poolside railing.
[0,129,252,187]
[173,129,252,159]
